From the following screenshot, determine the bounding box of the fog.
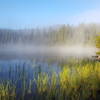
[0,44,96,60]
[0,24,99,60]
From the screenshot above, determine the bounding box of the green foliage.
[96,36,100,48]
[36,73,49,94]
[58,63,100,100]
[0,60,100,100]
[0,81,16,100]
[96,33,100,55]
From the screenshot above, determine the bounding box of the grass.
[0,59,100,100]
[59,62,100,100]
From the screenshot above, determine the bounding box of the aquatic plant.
[0,60,100,100]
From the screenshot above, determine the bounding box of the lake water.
[0,45,96,80]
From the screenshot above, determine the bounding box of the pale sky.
[0,0,100,29]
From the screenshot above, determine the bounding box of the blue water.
[0,60,61,81]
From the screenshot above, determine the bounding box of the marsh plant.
[0,60,100,100]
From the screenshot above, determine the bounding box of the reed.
[0,60,100,100]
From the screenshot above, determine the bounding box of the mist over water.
[0,44,96,60]
[0,24,99,60]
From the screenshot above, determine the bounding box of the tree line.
[0,24,100,46]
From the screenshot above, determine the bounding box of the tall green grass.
[0,60,100,100]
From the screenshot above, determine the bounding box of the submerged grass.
[0,59,100,100]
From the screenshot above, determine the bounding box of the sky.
[0,0,100,29]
